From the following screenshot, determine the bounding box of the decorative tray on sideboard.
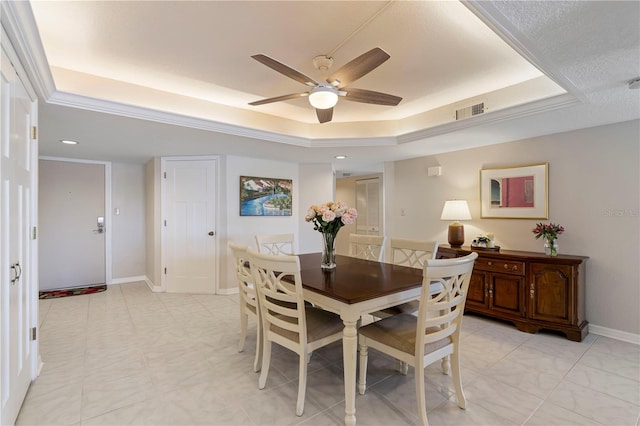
[470,245,500,252]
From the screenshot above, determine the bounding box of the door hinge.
[31,226,37,240]
[164,267,167,275]
[31,327,37,341]
[164,171,167,179]
[164,220,167,226]
[31,126,37,140]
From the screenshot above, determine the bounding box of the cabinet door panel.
[490,274,525,317]
[530,263,573,324]
[466,270,490,309]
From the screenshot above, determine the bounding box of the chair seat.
[272,306,344,344]
[359,313,451,356]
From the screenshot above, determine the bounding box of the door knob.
[208,231,215,236]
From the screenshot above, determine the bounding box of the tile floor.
[17,281,640,426]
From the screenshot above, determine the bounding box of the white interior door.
[355,177,382,236]
[1,45,36,426]
[164,158,217,294]
[38,160,106,290]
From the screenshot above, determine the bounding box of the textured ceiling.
[5,1,640,172]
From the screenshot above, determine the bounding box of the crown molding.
[1,0,56,99]
[47,90,400,149]
[47,91,313,147]
[397,93,581,144]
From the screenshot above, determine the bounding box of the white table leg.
[342,317,358,426]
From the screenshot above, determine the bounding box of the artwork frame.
[480,163,548,219]
[239,176,292,216]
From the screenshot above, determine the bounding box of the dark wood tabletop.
[296,253,424,304]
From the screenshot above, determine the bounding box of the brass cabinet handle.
[530,282,535,298]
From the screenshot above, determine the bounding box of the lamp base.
[448,223,465,248]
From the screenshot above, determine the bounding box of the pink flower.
[322,210,336,222]
[341,213,355,225]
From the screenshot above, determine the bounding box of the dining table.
[294,252,428,426]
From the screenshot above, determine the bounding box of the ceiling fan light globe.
[309,86,338,109]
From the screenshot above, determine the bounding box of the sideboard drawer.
[475,258,525,275]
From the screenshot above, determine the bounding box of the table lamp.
[440,200,472,248]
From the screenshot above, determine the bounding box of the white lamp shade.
[440,200,472,221]
[308,86,338,109]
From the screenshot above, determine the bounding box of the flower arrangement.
[532,222,564,256]
[472,233,496,248]
[532,222,565,241]
[305,201,358,269]
[305,201,358,234]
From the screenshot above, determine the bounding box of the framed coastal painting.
[480,163,548,219]
[239,176,292,216]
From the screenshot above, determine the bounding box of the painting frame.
[480,163,548,219]
[239,175,293,216]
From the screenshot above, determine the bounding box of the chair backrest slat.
[349,234,386,262]
[390,238,439,268]
[255,233,295,255]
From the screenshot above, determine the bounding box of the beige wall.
[111,163,145,279]
[144,158,161,289]
[390,119,639,336]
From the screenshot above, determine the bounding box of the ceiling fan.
[248,47,402,124]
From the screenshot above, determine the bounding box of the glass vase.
[321,232,337,269]
[544,239,559,257]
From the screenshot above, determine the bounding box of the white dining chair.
[357,252,478,426]
[348,233,386,262]
[247,248,344,417]
[255,233,294,255]
[229,241,262,372]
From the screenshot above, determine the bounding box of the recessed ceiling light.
[60,139,79,145]
[335,155,347,159]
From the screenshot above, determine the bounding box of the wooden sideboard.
[438,245,589,341]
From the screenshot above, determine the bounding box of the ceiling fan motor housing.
[313,55,334,72]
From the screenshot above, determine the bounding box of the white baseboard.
[143,277,165,292]
[589,324,640,345]
[217,287,239,296]
[109,276,147,285]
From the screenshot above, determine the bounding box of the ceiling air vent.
[455,102,485,120]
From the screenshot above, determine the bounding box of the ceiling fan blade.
[249,92,307,106]
[327,47,390,88]
[316,108,333,123]
[252,54,318,87]
[342,88,402,106]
